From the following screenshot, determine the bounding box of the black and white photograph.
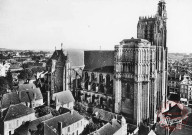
[0,0,192,135]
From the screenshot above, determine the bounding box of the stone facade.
[79,71,114,111]
[114,0,168,125]
[114,39,156,125]
[46,47,70,96]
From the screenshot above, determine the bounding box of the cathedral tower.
[114,0,168,125]
[137,0,168,122]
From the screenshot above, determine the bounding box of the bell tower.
[157,0,167,19]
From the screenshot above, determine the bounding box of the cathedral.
[57,0,168,126]
[114,0,167,125]
[46,44,70,97]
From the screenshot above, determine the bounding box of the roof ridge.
[3,105,11,121]
[44,111,71,123]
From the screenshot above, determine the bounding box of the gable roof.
[170,125,192,135]
[93,108,122,122]
[46,50,67,66]
[96,121,121,135]
[2,103,35,121]
[19,88,43,103]
[44,111,83,134]
[162,104,182,118]
[148,130,156,135]
[0,92,20,109]
[14,113,53,135]
[52,90,75,105]
[18,83,36,91]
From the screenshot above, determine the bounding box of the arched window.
[92,95,95,103]
[92,83,96,91]
[100,84,104,93]
[91,73,95,82]
[99,74,103,83]
[84,72,89,90]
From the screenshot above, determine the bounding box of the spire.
[157,0,167,18]
[61,43,63,50]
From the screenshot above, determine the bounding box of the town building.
[18,87,44,108]
[92,108,127,135]
[52,90,75,111]
[0,63,10,77]
[14,113,53,135]
[91,116,127,135]
[0,92,21,111]
[35,111,88,135]
[180,74,192,106]
[167,72,181,95]
[0,103,36,135]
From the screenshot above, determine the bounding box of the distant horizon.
[1,47,192,55]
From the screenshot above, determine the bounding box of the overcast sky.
[0,0,192,53]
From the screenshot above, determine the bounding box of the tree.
[6,70,13,89]
[18,69,33,81]
[0,77,8,95]
[36,106,60,117]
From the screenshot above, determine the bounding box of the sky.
[0,0,192,53]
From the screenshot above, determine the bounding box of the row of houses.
[168,74,192,107]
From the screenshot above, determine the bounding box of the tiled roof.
[93,66,114,73]
[155,123,166,135]
[19,87,43,102]
[170,125,192,135]
[93,108,122,122]
[148,130,156,135]
[18,83,36,91]
[52,90,75,105]
[162,104,182,118]
[14,113,53,135]
[96,122,121,135]
[2,103,35,121]
[84,51,114,72]
[67,49,84,67]
[46,50,67,66]
[9,63,22,69]
[0,92,20,109]
[44,111,83,134]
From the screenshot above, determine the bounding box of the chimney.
[1,110,3,118]
[33,92,36,101]
[18,91,22,101]
[58,122,62,135]
[61,43,63,51]
[70,109,74,115]
[26,92,32,108]
[32,85,35,89]
[55,96,58,106]
[112,116,117,126]
[47,91,50,106]
[169,103,171,110]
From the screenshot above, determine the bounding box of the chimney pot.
[47,91,50,106]
[58,122,62,135]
